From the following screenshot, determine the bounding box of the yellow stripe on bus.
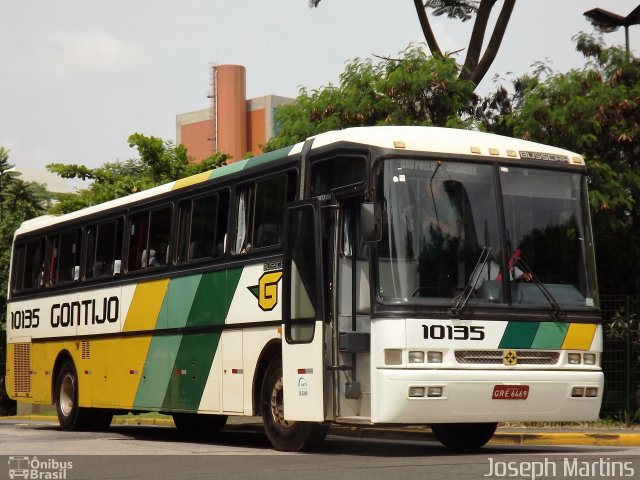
[172,170,212,190]
[123,279,169,332]
[120,279,169,408]
[561,323,597,350]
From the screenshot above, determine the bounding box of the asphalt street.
[1,419,640,480]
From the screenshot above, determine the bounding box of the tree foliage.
[48,134,229,214]
[311,0,515,87]
[481,34,640,293]
[265,45,477,150]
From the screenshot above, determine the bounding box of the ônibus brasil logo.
[8,456,73,480]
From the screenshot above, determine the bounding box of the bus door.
[282,199,327,421]
[334,197,371,420]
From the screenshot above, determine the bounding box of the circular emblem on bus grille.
[503,350,518,366]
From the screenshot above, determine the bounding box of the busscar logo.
[248,270,283,311]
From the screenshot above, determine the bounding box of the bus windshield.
[376,158,597,309]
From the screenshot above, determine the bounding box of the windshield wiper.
[451,246,492,316]
[516,257,567,321]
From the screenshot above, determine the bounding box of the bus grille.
[81,341,90,360]
[455,350,560,365]
[13,343,31,396]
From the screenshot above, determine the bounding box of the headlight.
[385,349,403,365]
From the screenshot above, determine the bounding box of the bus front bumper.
[372,368,604,424]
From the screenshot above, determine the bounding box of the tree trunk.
[469,0,516,85]
[414,0,442,56]
[460,0,497,81]
[460,0,516,85]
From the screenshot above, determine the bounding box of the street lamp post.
[584,4,640,59]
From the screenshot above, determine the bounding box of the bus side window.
[61,229,81,283]
[87,219,123,278]
[85,225,96,279]
[253,176,286,249]
[176,200,192,263]
[147,206,172,266]
[215,191,229,256]
[177,190,229,263]
[11,244,26,292]
[15,238,45,291]
[128,211,148,271]
[48,229,81,285]
[235,185,252,253]
[235,173,294,253]
[190,194,217,260]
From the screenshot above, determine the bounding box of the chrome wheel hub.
[270,377,294,431]
[59,374,75,417]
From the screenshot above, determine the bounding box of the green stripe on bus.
[167,274,203,328]
[498,321,540,349]
[208,146,293,180]
[133,334,183,410]
[243,147,292,169]
[162,268,243,411]
[132,275,203,409]
[185,268,241,328]
[209,161,247,179]
[530,322,569,349]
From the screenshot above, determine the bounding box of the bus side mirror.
[361,202,379,242]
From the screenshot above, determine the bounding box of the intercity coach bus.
[6,126,603,451]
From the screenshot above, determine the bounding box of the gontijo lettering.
[50,296,119,328]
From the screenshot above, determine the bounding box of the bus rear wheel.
[431,422,498,449]
[261,358,327,452]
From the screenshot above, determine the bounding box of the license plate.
[492,385,530,400]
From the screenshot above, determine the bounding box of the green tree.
[0,148,21,220]
[265,45,477,150]
[0,149,49,415]
[48,134,228,214]
[310,0,516,86]
[481,34,640,294]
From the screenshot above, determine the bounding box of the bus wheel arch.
[252,339,282,417]
[52,354,113,431]
[51,350,74,406]
[54,357,83,430]
[260,356,327,452]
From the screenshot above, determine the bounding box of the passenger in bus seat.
[148,249,160,267]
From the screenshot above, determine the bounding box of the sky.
[1,0,639,175]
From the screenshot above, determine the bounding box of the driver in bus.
[471,248,533,288]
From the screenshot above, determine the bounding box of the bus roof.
[295,126,583,164]
[16,126,583,237]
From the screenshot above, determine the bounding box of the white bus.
[6,126,603,451]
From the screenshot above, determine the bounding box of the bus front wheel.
[431,422,498,449]
[260,358,327,452]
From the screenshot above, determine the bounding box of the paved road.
[1,420,640,480]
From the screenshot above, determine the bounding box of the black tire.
[55,361,84,431]
[260,357,327,452]
[173,413,228,437]
[431,422,498,449]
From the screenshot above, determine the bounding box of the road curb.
[3,415,640,446]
